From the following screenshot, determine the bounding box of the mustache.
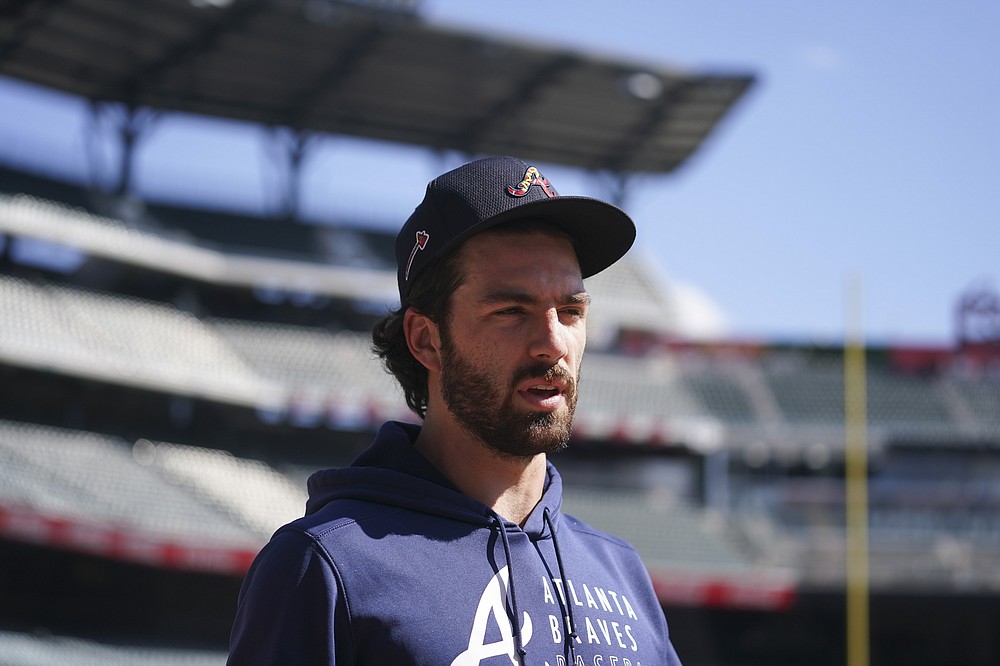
[512,362,577,393]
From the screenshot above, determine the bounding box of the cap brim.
[440,195,636,279]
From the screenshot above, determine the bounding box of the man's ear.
[403,308,442,372]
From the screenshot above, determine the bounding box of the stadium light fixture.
[190,0,235,8]
[624,71,665,100]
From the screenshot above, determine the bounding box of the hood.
[305,421,564,539]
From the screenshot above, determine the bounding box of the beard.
[438,335,579,459]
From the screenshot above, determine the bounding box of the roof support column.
[265,126,318,221]
[587,170,635,210]
[606,171,632,209]
[85,101,159,199]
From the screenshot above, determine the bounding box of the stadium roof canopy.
[0,0,753,175]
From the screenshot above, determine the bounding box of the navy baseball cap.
[395,155,636,302]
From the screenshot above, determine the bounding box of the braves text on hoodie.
[228,421,683,665]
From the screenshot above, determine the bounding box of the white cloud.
[668,281,730,341]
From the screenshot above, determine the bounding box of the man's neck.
[414,418,547,527]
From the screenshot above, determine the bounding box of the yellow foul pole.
[845,277,870,666]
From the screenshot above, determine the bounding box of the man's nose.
[529,310,569,361]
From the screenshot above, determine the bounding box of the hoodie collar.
[306,421,564,539]
[349,421,458,490]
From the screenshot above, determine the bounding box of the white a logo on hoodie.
[451,566,533,665]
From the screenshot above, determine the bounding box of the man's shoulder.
[559,511,639,553]
[281,496,405,541]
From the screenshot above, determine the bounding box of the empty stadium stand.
[4,171,1000,666]
[0,630,227,666]
[3,182,998,597]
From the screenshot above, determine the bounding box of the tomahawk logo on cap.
[506,166,559,198]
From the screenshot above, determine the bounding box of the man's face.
[437,229,588,459]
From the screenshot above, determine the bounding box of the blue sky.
[1,1,997,346]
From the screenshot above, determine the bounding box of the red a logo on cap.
[404,230,430,282]
[506,167,559,198]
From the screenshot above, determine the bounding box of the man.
[228,156,683,665]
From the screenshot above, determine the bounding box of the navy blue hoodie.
[228,421,682,665]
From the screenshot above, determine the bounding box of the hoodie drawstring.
[491,512,528,664]
[490,509,579,665]
[544,507,579,665]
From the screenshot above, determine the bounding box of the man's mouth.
[516,372,573,412]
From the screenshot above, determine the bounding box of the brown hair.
[371,248,464,418]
